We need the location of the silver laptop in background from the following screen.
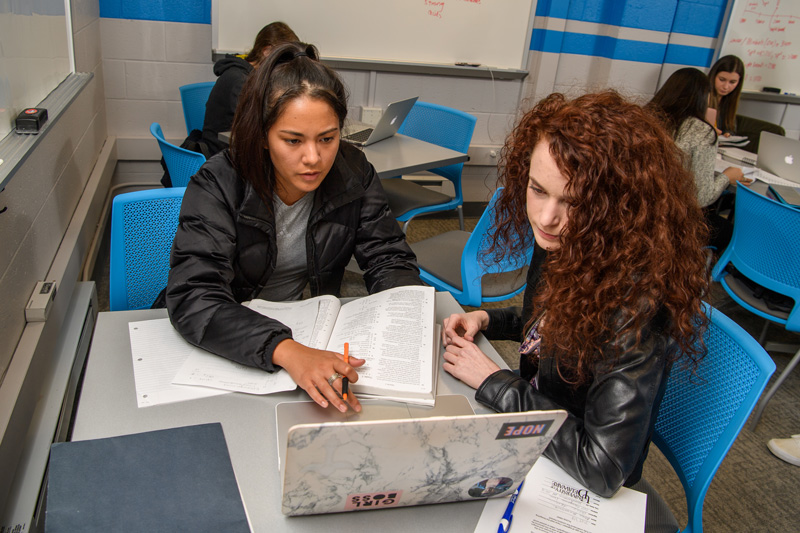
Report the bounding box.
[276,395,567,516]
[758,132,800,205]
[342,97,418,146]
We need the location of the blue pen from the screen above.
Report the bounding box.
[498,481,523,533]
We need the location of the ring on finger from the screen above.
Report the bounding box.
[327,372,343,386]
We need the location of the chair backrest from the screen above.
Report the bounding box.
[397,101,476,200]
[653,303,775,533]
[179,81,215,134]
[460,188,533,307]
[109,187,186,311]
[711,185,800,330]
[150,122,206,188]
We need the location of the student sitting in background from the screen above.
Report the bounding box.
[160,22,299,188]
[708,54,745,136]
[160,42,422,413]
[708,54,785,152]
[648,67,750,251]
[201,21,299,156]
[441,91,709,533]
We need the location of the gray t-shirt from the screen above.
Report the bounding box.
[258,192,314,301]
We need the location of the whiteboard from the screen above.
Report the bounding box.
[212,0,535,71]
[720,0,800,94]
[0,1,72,138]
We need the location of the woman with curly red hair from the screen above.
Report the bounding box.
[442,91,708,520]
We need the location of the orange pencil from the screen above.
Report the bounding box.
[342,343,350,400]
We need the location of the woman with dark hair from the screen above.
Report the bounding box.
[708,54,745,135]
[650,67,749,208]
[649,67,749,250]
[200,21,299,155]
[164,42,422,413]
[440,92,708,526]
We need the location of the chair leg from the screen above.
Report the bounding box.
[758,320,770,345]
[457,205,464,231]
[750,346,800,430]
[402,218,411,234]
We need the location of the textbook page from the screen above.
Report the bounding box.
[474,457,646,533]
[325,286,436,405]
[129,318,230,408]
[172,296,340,394]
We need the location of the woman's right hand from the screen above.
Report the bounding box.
[272,339,364,413]
[442,310,489,346]
[722,166,751,186]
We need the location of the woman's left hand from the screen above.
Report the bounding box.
[442,335,501,389]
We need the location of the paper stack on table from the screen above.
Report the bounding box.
[474,457,646,533]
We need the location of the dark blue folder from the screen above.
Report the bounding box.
[46,423,250,532]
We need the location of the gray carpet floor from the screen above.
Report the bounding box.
[91,215,800,532]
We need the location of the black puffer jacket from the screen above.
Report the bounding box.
[200,56,253,156]
[475,246,675,498]
[164,142,422,371]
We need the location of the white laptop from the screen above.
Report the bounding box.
[276,395,567,516]
[342,97,418,146]
[758,132,800,205]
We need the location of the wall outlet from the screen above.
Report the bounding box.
[360,107,383,126]
[467,145,503,166]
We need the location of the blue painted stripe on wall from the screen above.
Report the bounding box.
[99,0,210,24]
[530,28,566,53]
[531,29,681,64]
[671,1,727,38]
[568,0,677,33]
[536,0,570,19]
[538,0,679,33]
[664,43,715,67]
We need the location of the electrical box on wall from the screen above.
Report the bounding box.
[361,107,383,126]
[25,281,57,322]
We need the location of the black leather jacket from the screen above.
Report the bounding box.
[475,247,675,497]
[164,143,422,371]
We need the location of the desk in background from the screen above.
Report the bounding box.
[217,132,469,179]
[71,292,502,532]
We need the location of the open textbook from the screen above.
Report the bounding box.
[173,285,438,405]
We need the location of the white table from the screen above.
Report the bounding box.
[71,292,505,532]
[361,134,468,178]
[218,131,469,179]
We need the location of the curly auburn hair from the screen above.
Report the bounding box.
[490,91,709,383]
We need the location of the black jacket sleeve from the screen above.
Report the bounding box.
[351,159,423,293]
[475,320,673,498]
[165,163,292,372]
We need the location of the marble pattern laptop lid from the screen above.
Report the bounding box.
[280,408,567,515]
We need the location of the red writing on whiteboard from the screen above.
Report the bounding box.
[425,0,444,18]
[742,0,800,33]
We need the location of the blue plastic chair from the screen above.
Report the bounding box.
[653,303,775,533]
[179,81,215,134]
[381,101,476,233]
[109,187,186,311]
[150,122,206,188]
[711,184,800,429]
[409,188,532,307]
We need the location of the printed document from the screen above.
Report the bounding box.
[474,457,646,533]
